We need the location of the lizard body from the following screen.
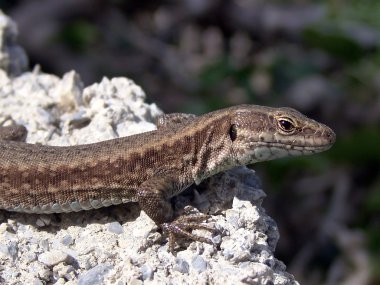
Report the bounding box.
[0,105,335,250]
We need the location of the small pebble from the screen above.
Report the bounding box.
[33,279,44,285]
[38,250,69,267]
[35,219,45,227]
[212,234,222,244]
[174,258,189,274]
[77,264,113,285]
[39,239,50,251]
[0,244,8,256]
[129,279,143,285]
[191,255,208,273]
[141,264,153,280]
[108,221,124,234]
[35,216,51,227]
[7,242,18,261]
[222,249,234,260]
[61,235,74,246]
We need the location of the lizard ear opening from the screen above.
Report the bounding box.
[229,124,238,141]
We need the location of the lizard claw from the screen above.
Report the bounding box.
[161,206,216,253]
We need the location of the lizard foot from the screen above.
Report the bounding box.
[161,206,216,253]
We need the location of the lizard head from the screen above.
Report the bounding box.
[228,105,336,165]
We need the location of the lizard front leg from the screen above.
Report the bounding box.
[137,175,215,252]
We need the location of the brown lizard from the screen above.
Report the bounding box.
[0,105,335,251]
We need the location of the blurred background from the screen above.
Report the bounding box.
[1,0,379,284]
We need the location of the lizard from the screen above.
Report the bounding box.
[0,104,336,251]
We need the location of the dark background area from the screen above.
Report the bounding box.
[1,1,379,284]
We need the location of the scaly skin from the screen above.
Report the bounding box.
[0,105,335,251]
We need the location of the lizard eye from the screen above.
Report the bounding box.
[229,124,238,141]
[277,118,296,133]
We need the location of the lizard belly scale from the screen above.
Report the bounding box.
[8,196,131,214]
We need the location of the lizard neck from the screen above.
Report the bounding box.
[184,114,235,184]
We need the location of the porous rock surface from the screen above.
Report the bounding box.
[0,10,299,285]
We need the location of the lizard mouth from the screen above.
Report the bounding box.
[254,141,334,152]
[252,127,336,151]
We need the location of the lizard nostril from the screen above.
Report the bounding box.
[326,129,336,143]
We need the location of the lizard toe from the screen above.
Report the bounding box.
[161,208,216,253]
